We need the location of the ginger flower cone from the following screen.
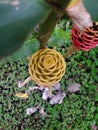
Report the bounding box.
[65,22,98,58]
[29,48,66,92]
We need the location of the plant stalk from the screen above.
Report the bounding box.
[38,0,71,49]
[18,76,32,88]
[64,44,79,58]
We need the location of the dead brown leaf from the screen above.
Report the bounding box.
[15,92,29,99]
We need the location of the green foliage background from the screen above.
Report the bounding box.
[0,20,98,130]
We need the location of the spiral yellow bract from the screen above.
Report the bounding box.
[28,48,66,87]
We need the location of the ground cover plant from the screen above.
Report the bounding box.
[0,20,98,130]
[1,1,98,130]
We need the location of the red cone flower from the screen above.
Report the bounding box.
[71,23,98,51]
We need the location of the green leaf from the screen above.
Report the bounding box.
[48,25,71,47]
[0,0,49,58]
[83,0,98,21]
[0,38,39,64]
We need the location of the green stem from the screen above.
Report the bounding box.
[37,0,71,49]
[64,44,79,58]
[19,76,32,88]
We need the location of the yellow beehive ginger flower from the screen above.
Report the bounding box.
[28,48,66,87]
[15,92,29,99]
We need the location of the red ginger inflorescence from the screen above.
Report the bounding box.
[71,23,98,51]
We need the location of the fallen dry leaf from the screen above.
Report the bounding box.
[53,82,61,91]
[50,92,66,105]
[67,83,81,93]
[15,92,29,99]
[41,82,61,101]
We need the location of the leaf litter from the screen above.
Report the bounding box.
[16,82,81,116]
[18,82,66,115]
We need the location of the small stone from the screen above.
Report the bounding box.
[91,124,98,130]
[67,83,81,93]
[26,104,41,115]
[39,108,48,117]
[42,88,50,100]
[26,107,37,115]
[17,80,23,88]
